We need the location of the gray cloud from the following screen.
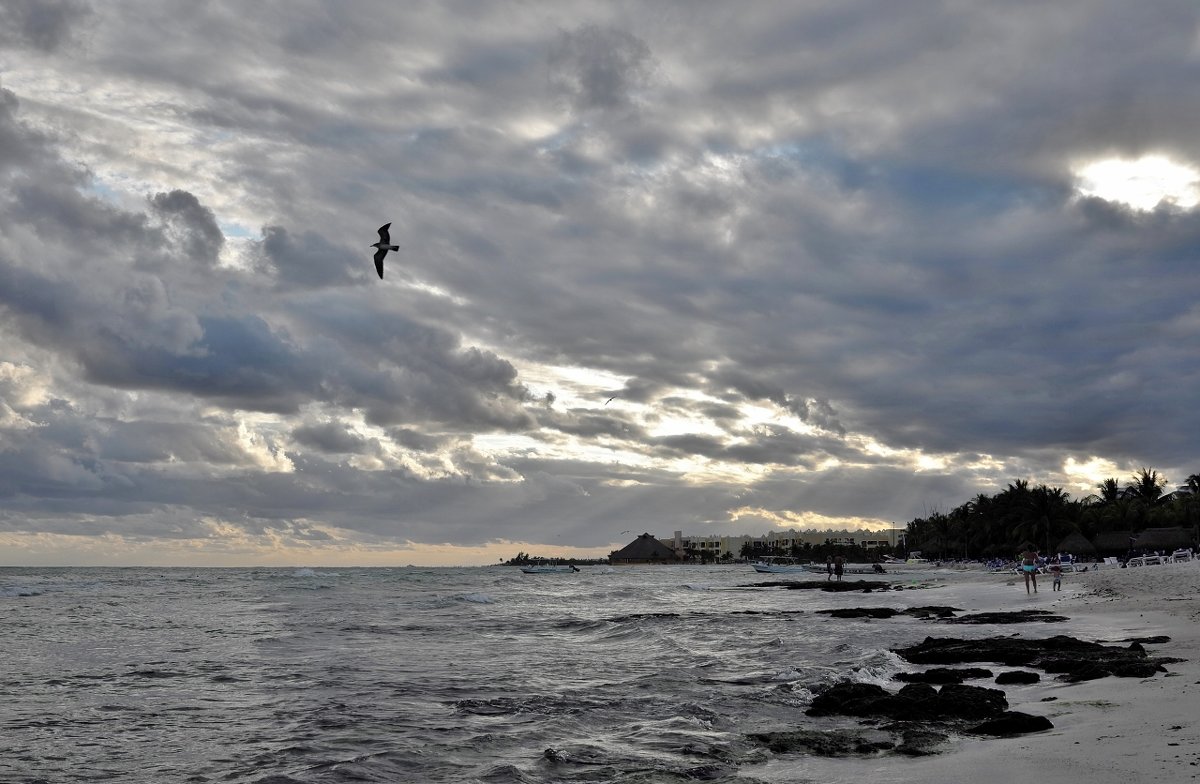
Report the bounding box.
[2,1,1199,562]
[292,420,378,455]
[150,190,224,266]
[0,0,91,51]
[548,24,656,113]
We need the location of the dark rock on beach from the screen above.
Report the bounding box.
[817,605,963,620]
[753,678,1044,757]
[750,579,889,592]
[818,606,1078,624]
[943,609,1069,624]
[904,606,961,619]
[895,667,994,684]
[816,607,898,619]
[806,680,1008,721]
[747,727,895,757]
[969,711,1054,736]
[895,635,1178,682]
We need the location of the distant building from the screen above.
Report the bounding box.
[647,527,906,560]
[611,533,683,565]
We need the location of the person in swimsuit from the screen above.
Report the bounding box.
[1019,548,1039,594]
[1050,562,1062,591]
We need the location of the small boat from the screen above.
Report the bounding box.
[750,557,810,574]
[519,562,581,574]
[881,553,936,568]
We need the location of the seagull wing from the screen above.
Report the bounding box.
[373,248,388,279]
[377,223,392,244]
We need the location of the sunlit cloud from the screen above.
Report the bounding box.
[1074,155,1199,210]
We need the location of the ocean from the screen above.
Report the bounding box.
[2,565,1040,783]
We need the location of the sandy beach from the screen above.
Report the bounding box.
[764,559,1200,784]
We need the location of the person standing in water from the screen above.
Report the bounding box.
[833,554,845,582]
[1019,547,1040,594]
[826,555,834,581]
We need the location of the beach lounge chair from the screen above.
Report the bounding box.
[1103,557,1119,568]
[1172,549,1193,562]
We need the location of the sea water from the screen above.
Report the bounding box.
[1,565,1042,783]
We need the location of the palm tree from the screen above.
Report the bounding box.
[1126,468,1166,506]
[1096,478,1122,503]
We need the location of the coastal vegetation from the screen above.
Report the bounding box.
[502,552,609,566]
[903,469,1200,560]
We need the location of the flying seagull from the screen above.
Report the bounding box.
[371,222,399,279]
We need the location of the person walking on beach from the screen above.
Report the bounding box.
[826,555,833,581]
[1019,547,1040,594]
[1050,562,1063,591]
[833,554,845,582]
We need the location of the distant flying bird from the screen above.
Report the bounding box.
[371,223,399,279]
[605,396,617,405]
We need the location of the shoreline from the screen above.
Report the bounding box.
[754,561,1200,783]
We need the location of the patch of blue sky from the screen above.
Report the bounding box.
[219,221,254,239]
[750,138,872,189]
[751,138,1056,211]
[83,179,122,203]
[880,165,1059,213]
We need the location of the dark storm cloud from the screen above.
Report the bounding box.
[0,89,39,171]
[149,190,224,266]
[2,1,1200,561]
[0,0,90,51]
[257,225,360,288]
[292,420,379,455]
[548,24,656,113]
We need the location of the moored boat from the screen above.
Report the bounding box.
[750,557,809,574]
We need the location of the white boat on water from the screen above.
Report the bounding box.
[750,557,809,574]
[519,562,580,574]
[881,553,937,569]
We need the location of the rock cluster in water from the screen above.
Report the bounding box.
[894,634,1180,681]
[746,613,1182,760]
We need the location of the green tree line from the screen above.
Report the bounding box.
[904,469,1200,560]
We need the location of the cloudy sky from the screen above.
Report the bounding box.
[1,1,1198,566]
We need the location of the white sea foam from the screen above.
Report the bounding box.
[1,585,43,597]
[459,592,497,604]
[845,649,908,686]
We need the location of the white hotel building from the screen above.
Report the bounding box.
[659,528,907,560]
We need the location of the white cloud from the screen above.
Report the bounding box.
[1074,155,1200,210]
[2,1,1199,565]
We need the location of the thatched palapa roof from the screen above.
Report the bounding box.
[1091,530,1135,555]
[1054,531,1096,555]
[1132,527,1195,552]
[610,532,680,564]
